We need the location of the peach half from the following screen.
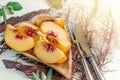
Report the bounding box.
[4,24,34,51]
[40,21,71,53]
[34,40,67,64]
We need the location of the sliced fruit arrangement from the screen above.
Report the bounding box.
[4,15,71,64]
[31,14,71,53]
[4,14,72,79]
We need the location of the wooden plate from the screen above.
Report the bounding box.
[20,49,72,79]
[14,14,72,79]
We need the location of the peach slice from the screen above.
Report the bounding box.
[34,40,67,64]
[54,18,64,28]
[30,14,55,27]
[15,22,39,36]
[40,21,71,52]
[15,22,45,42]
[4,24,34,51]
[30,14,64,28]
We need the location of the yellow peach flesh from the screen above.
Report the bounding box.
[54,18,64,27]
[34,40,67,64]
[40,21,71,52]
[4,24,34,51]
